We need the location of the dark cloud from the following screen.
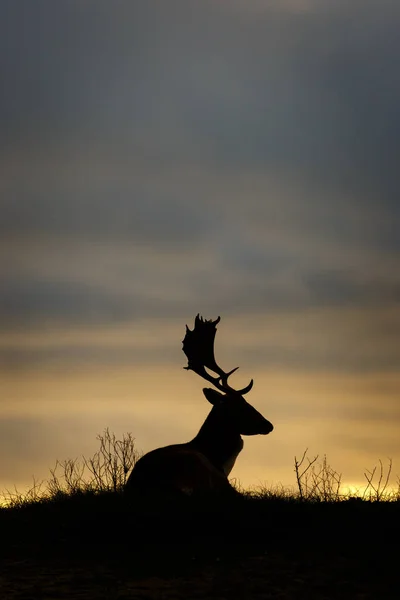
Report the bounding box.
[242,342,400,374]
[304,270,400,307]
[0,0,399,375]
[0,344,177,373]
[0,278,131,327]
[0,273,200,329]
[1,0,400,237]
[0,180,218,242]
[1,264,399,331]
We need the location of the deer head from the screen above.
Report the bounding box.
[183,315,273,436]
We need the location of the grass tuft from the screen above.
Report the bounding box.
[1,432,399,512]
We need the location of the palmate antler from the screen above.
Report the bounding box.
[182,314,253,395]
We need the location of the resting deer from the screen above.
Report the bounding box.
[125,315,273,496]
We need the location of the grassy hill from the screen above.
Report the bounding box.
[1,431,399,599]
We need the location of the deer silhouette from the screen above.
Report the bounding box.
[125,315,273,496]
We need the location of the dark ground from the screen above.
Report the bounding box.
[0,493,398,599]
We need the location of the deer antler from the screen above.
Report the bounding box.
[182,314,253,395]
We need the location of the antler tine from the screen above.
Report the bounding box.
[182,314,254,395]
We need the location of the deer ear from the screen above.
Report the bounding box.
[202,388,225,405]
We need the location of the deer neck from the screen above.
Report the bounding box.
[189,408,244,477]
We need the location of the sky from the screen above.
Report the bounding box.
[1,0,399,496]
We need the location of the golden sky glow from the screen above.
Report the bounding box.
[1,313,399,493]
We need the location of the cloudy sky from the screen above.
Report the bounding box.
[1,0,399,495]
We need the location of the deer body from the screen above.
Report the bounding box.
[126,444,231,495]
[125,316,273,497]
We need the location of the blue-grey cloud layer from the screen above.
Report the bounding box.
[1,0,399,370]
[2,1,400,199]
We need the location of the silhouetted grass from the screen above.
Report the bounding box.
[2,431,399,509]
[1,432,400,598]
